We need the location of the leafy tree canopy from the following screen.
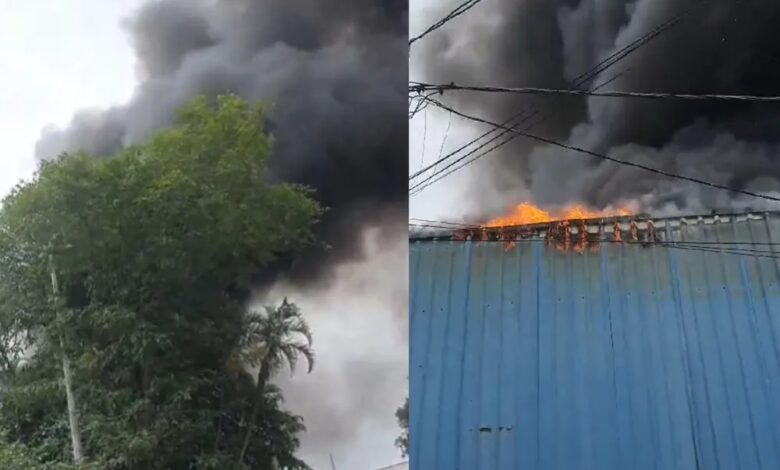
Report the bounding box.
[0,95,321,469]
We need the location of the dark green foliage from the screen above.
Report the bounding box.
[0,95,320,469]
[395,397,408,458]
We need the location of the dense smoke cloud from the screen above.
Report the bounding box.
[267,229,407,470]
[417,0,780,216]
[35,2,408,468]
[36,0,408,286]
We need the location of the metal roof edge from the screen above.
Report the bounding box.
[409,210,780,242]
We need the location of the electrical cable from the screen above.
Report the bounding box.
[424,97,780,204]
[409,0,485,47]
[410,82,780,102]
[409,13,682,186]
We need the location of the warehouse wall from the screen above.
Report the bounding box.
[409,213,780,470]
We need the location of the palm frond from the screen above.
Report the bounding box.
[285,317,312,346]
[296,344,315,373]
[236,298,314,380]
[280,344,299,376]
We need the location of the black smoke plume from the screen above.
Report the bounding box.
[416,0,780,216]
[36,0,408,286]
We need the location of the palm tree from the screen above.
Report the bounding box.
[236,298,314,465]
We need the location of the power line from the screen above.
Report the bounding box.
[410,217,472,226]
[434,110,454,175]
[409,220,780,243]
[409,220,780,242]
[409,217,480,230]
[409,114,545,195]
[410,70,631,195]
[418,107,428,173]
[408,91,438,119]
[409,12,681,187]
[409,224,780,259]
[425,97,780,204]
[409,0,485,47]
[409,110,541,193]
[410,119,543,196]
[408,106,537,180]
[410,71,631,195]
[410,82,780,102]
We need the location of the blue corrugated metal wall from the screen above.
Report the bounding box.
[409,214,780,470]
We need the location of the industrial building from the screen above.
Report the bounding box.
[409,212,780,470]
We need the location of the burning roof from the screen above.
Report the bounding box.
[410,210,775,256]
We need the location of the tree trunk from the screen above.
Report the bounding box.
[60,342,84,464]
[50,258,85,464]
[237,363,271,465]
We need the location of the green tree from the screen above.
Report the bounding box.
[0,94,321,469]
[235,299,314,465]
[395,397,408,458]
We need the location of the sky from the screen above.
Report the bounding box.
[0,0,146,195]
[409,0,492,223]
[1,2,406,469]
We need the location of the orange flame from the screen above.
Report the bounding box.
[484,202,632,227]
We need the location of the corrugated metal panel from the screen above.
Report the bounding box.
[409,213,780,470]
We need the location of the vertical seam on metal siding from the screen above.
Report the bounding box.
[617,244,639,470]
[748,220,780,370]
[474,244,490,468]
[631,244,661,470]
[412,242,440,470]
[762,215,780,282]
[713,224,763,470]
[409,242,423,467]
[560,251,579,468]
[454,242,473,470]
[550,252,560,469]
[650,245,684,470]
[434,246,457,470]
[733,220,780,465]
[494,246,506,470]
[665,224,703,470]
[681,241,721,470]
[511,242,524,470]
[579,249,594,469]
[533,242,541,470]
[747,219,780,462]
[760,217,780,379]
[599,245,622,467]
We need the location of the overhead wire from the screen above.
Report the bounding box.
[409,13,682,190]
[408,91,438,119]
[409,0,485,47]
[410,70,631,194]
[409,83,780,102]
[409,217,473,227]
[418,107,428,173]
[434,110,454,175]
[409,114,545,194]
[408,222,780,259]
[409,110,542,193]
[422,97,780,204]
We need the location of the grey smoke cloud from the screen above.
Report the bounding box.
[35,1,408,467]
[418,0,780,216]
[266,229,408,470]
[35,0,408,286]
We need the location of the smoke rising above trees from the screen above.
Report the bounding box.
[416,0,780,215]
[35,0,408,286]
